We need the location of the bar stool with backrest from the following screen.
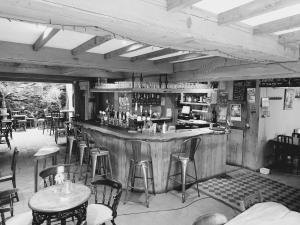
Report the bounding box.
[165,136,201,203]
[124,140,155,208]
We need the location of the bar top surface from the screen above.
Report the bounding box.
[79,121,225,142]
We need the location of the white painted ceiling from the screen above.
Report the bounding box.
[242,3,300,26]
[194,0,300,35]
[87,39,134,54]
[121,46,162,57]
[45,30,94,50]
[149,51,189,60]
[0,18,45,44]
[194,0,254,14]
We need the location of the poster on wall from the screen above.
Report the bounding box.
[283,88,295,110]
[247,88,256,113]
[230,104,242,121]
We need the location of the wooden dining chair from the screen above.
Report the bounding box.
[0,148,19,201]
[86,178,122,225]
[0,189,32,225]
[53,117,67,144]
[0,122,11,149]
[39,164,79,188]
[237,190,263,211]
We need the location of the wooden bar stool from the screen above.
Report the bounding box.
[33,146,60,192]
[165,137,201,203]
[124,140,155,208]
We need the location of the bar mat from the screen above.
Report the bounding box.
[198,170,300,212]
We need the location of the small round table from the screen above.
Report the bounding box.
[33,146,60,192]
[28,183,91,225]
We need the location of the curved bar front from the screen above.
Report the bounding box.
[80,122,227,193]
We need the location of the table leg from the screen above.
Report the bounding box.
[34,160,38,193]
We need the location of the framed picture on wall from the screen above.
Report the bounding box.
[284,88,295,110]
[230,104,241,121]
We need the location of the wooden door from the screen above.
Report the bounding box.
[226,128,244,166]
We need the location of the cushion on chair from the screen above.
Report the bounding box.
[225,202,295,225]
[87,204,113,225]
[6,211,32,225]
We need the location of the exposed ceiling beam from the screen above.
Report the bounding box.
[104,43,148,59]
[131,49,179,62]
[0,72,91,83]
[167,0,202,11]
[0,41,173,74]
[71,35,112,55]
[253,14,300,35]
[171,60,300,81]
[218,0,300,25]
[279,30,300,44]
[0,61,124,78]
[32,28,60,51]
[153,53,205,64]
[0,0,298,62]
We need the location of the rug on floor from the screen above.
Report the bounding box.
[198,169,300,212]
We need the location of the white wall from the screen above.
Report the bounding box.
[259,87,300,140]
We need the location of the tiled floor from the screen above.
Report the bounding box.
[0,128,299,225]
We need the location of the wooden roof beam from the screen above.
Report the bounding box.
[71,35,112,55]
[153,53,205,64]
[218,0,300,25]
[33,28,60,51]
[0,41,173,74]
[104,43,148,59]
[254,14,300,35]
[167,0,202,11]
[131,48,179,62]
[279,30,300,44]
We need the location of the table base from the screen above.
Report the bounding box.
[32,201,88,225]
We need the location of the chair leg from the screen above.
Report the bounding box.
[107,154,113,178]
[5,135,11,150]
[12,178,19,202]
[130,163,136,192]
[1,212,5,225]
[68,139,74,164]
[181,159,188,203]
[165,155,172,193]
[150,161,156,195]
[91,153,98,182]
[193,160,200,197]
[141,162,149,208]
[124,160,134,204]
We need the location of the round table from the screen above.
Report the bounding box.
[28,183,91,225]
[33,146,60,192]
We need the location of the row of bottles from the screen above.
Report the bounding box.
[182,93,208,103]
[132,93,161,106]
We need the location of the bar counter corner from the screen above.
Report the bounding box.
[79,121,227,193]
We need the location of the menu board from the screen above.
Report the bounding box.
[233,81,246,101]
[260,78,300,87]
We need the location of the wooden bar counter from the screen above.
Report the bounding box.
[80,122,227,193]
